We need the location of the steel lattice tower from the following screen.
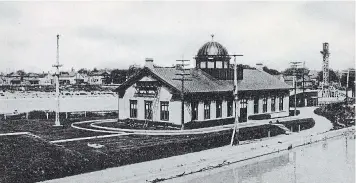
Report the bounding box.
[320,43,330,97]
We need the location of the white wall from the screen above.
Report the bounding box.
[119,76,291,124]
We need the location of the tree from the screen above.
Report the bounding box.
[111,69,128,84]
[127,65,141,79]
[263,66,280,75]
[16,70,26,76]
[78,68,89,74]
[92,68,98,72]
[317,69,339,83]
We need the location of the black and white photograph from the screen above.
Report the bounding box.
[0,1,355,183]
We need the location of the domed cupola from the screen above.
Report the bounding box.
[195,35,233,80]
[197,41,229,56]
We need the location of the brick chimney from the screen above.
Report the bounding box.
[145,58,154,68]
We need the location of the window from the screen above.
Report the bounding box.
[254,97,259,114]
[216,61,223,68]
[207,61,214,68]
[200,62,206,68]
[130,100,137,118]
[271,97,276,112]
[223,61,229,69]
[160,101,169,121]
[144,101,153,120]
[191,101,198,121]
[279,97,284,111]
[263,98,267,113]
[216,100,222,118]
[240,99,247,109]
[204,101,211,119]
[227,100,233,117]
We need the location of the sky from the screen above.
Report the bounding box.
[0,1,354,74]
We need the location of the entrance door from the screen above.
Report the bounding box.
[145,101,153,120]
[240,99,247,122]
[191,101,198,121]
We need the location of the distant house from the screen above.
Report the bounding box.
[24,73,40,85]
[38,72,53,86]
[6,73,22,85]
[88,71,110,85]
[58,69,76,85]
[74,73,88,84]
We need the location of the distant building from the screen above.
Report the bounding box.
[38,72,53,86]
[283,75,313,89]
[88,71,110,85]
[116,39,291,125]
[6,73,22,85]
[23,73,40,85]
[58,69,76,85]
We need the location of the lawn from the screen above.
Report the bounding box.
[0,116,316,182]
[0,135,91,183]
[0,118,111,141]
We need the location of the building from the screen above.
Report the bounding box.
[88,70,110,85]
[116,39,291,126]
[283,75,313,89]
[38,72,54,86]
[58,69,76,85]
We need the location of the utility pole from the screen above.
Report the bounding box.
[320,43,330,98]
[302,61,305,106]
[229,54,243,146]
[342,69,351,104]
[290,62,302,115]
[173,59,191,130]
[52,34,62,126]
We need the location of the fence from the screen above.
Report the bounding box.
[0,110,118,121]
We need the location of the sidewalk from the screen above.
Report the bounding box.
[41,107,337,183]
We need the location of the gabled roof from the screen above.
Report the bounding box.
[116,66,291,94]
[220,69,292,91]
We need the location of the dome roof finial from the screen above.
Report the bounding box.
[211,34,214,41]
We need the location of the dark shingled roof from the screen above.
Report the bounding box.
[117,66,291,93]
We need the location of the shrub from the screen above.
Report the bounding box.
[289,110,300,116]
[28,110,47,119]
[248,114,271,120]
[185,118,235,129]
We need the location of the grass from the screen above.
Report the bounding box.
[0,118,112,141]
[0,116,316,182]
[0,135,91,183]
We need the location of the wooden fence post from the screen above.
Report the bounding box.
[46,113,49,120]
[65,112,68,119]
[268,130,271,138]
[298,125,301,132]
